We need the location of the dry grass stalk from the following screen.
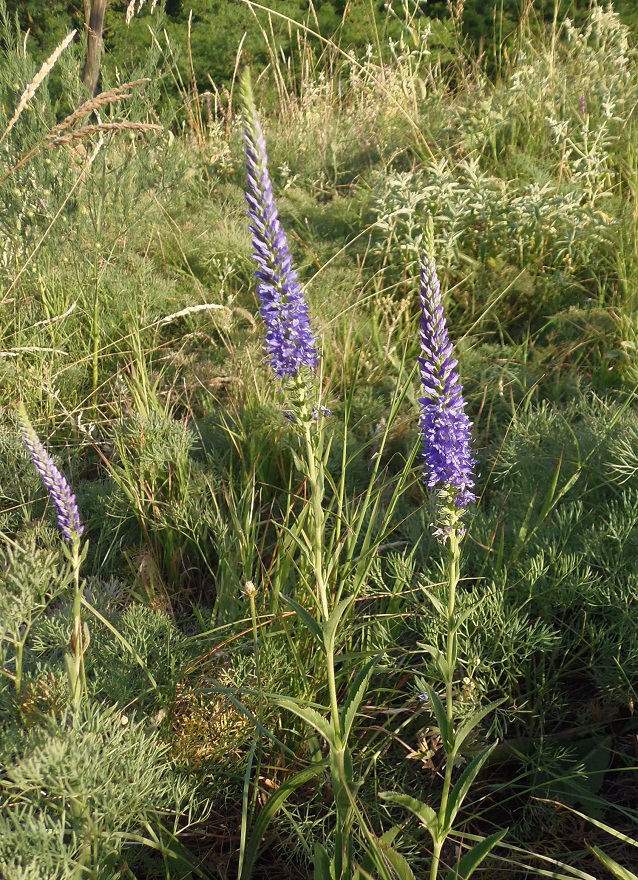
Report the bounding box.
[49,78,151,136]
[125,0,160,26]
[29,302,78,329]
[0,347,70,357]
[1,30,77,144]
[0,79,153,188]
[155,303,230,326]
[46,121,162,148]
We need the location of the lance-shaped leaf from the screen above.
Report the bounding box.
[277,697,336,748]
[239,761,327,880]
[417,680,453,751]
[282,594,325,649]
[323,595,355,654]
[452,699,506,756]
[443,744,497,832]
[341,655,378,742]
[443,829,507,880]
[586,844,638,880]
[380,792,440,844]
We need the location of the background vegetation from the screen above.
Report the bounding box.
[2,0,638,877]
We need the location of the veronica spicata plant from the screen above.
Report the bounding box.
[384,229,506,878]
[18,405,88,714]
[239,70,410,880]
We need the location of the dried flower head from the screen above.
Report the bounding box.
[242,580,258,598]
[418,255,475,538]
[18,406,84,544]
[241,70,318,380]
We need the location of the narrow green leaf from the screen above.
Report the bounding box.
[341,655,378,741]
[380,792,440,843]
[314,842,333,880]
[357,826,401,878]
[329,746,353,815]
[323,595,354,653]
[453,699,505,755]
[587,845,638,880]
[417,645,452,680]
[282,594,324,648]
[423,591,446,616]
[277,697,335,747]
[513,488,538,556]
[379,826,402,846]
[443,829,507,880]
[418,681,453,750]
[451,605,480,633]
[443,744,497,831]
[237,734,259,880]
[377,840,416,880]
[81,596,158,689]
[554,805,638,850]
[239,762,327,880]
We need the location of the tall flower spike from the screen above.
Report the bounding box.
[418,248,475,539]
[18,405,84,544]
[241,69,318,380]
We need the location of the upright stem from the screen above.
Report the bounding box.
[302,423,340,732]
[248,591,262,707]
[70,540,86,712]
[14,627,27,696]
[430,527,460,880]
[445,530,460,728]
[91,274,99,401]
[303,424,329,621]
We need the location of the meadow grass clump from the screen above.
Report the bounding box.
[3,2,638,878]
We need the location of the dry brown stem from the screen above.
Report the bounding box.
[46,121,162,148]
[50,78,151,136]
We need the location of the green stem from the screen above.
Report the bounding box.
[303,424,329,621]
[446,529,460,728]
[302,423,340,734]
[430,840,443,880]
[248,591,262,710]
[430,528,460,880]
[14,623,29,696]
[70,539,86,713]
[91,275,99,401]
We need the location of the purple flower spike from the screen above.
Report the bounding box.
[418,256,475,534]
[18,406,84,544]
[241,71,318,380]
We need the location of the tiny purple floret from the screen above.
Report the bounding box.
[242,86,317,379]
[419,257,476,514]
[19,407,84,544]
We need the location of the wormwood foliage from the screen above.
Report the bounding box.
[0,703,190,879]
[3,2,638,879]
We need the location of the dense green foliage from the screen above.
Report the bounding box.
[8,0,638,91]
[2,0,638,877]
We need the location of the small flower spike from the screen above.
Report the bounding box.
[18,405,84,544]
[241,69,318,380]
[418,254,475,539]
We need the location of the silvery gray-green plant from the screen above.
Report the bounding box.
[0,702,191,878]
[0,539,69,697]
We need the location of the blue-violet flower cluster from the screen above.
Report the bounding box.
[418,256,475,536]
[241,73,317,380]
[19,406,84,544]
